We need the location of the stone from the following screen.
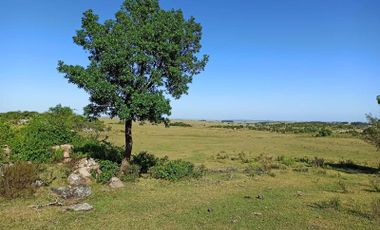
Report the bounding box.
[32,180,44,187]
[67,173,87,186]
[3,145,11,156]
[256,194,264,200]
[74,158,100,178]
[66,203,93,212]
[297,191,305,197]
[253,212,263,216]
[51,185,91,199]
[109,177,125,188]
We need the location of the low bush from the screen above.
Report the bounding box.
[120,164,141,182]
[276,155,295,166]
[149,158,204,181]
[316,128,333,137]
[131,151,158,173]
[93,160,119,184]
[169,122,192,127]
[0,162,38,198]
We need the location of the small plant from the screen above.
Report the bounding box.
[315,197,341,210]
[149,158,204,181]
[276,155,295,166]
[50,148,64,163]
[120,164,141,182]
[0,162,38,198]
[215,151,229,160]
[131,151,158,173]
[93,160,119,184]
[369,176,380,192]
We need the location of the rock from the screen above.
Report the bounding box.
[256,194,264,200]
[253,212,263,216]
[66,203,93,212]
[75,158,100,178]
[297,191,305,197]
[68,173,87,186]
[207,208,213,213]
[32,180,44,187]
[51,185,91,199]
[3,145,11,156]
[109,177,125,188]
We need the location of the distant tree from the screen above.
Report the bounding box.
[58,0,208,161]
[363,96,380,149]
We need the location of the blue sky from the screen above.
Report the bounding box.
[0,0,379,121]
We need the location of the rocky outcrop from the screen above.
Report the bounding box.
[52,144,73,162]
[51,185,91,199]
[67,173,87,186]
[109,177,125,189]
[66,203,93,212]
[74,158,100,178]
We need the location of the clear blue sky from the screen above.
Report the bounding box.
[0,0,379,121]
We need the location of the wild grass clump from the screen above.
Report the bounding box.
[245,154,275,177]
[149,158,204,181]
[215,151,229,160]
[314,197,341,210]
[369,176,380,192]
[0,162,38,198]
[372,199,380,224]
[276,155,295,167]
[92,160,119,184]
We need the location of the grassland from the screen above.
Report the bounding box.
[1,119,380,229]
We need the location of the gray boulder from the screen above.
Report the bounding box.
[66,203,93,212]
[51,185,91,199]
[67,173,87,186]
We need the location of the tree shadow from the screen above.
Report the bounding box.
[327,162,379,174]
[75,141,123,163]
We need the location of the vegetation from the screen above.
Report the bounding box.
[149,158,203,181]
[169,121,192,127]
[130,151,158,173]
[93,160,119,184]
[57,0,208,160]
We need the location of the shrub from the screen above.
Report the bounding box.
[74,137,123,163]
[276,155,295,166]
[149,158,203,181]
[316,128,333,137]
[93,160,119,184]
[120,164,141,182]
[170,122,192,127]
[50,148,64,163]
[0,162,38,198]
[131,151,158,173]
[10,114,78,162]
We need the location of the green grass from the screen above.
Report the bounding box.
[1,119,380,229]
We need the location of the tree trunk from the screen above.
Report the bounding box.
[124,119,133,161]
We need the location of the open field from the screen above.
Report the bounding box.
[1,120,380,229]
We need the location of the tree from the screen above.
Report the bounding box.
[363,95,380,149]
[58,0,208,161]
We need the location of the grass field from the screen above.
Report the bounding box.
[1,120,380,229]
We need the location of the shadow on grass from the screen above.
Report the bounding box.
[327,162,379,174]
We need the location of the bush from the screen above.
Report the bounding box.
[316,128,333,137]
[131,151,158,173]
[93,160,119,184]
[276,155,295,166]
[363,115,380,149]
[74,137,123,163]
[120,164,141,182]
[169,122,192,127]
[149,158,203,181]
[10,114,78,162]
[0,162,38,198]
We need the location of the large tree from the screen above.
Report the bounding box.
[363,95,380,149]
[58,0,208,161]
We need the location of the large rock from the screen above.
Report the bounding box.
[75,158,100,178]
[66,203,93,212]
[51,185,91,199]
[109,177,125,189]
[67,173,87,186]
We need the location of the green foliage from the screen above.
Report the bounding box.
[50,148,64,163]
[0,121,13,146]
[0,162,38,198]
[74,137,123,163]
[57,0,208,123]
[170,122,192,127]
[131,151,158,173]
[276,155,295,166]
[149,158,203,181]
[316,128,333,137]
[93,160,119,184]
[10,113,78,162]
[120,163,141,182]
[363,114,380,149]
